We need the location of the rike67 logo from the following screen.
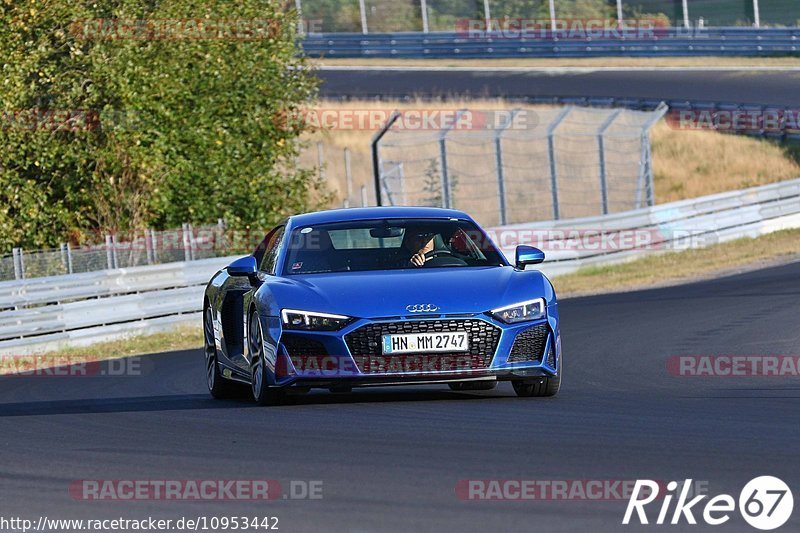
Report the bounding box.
[623,477,793,530]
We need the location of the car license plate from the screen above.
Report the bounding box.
[382,332,469,354]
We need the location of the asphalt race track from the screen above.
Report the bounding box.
[1,260,799,532]
[317,67,800,107]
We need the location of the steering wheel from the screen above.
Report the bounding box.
[423,250,467,267]
[424,250,455,260]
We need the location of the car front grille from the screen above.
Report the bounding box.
[344,319,501,373]
[507,323,549,363]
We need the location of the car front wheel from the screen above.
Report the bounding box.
[248,311,284,406]
[204,306,239,399]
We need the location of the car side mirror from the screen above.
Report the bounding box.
[515,245,545,269]
[227,256,259,284]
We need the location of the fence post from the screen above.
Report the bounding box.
[438,109,467,209]
[150,229,159,264]
[189,223,197,260]
[682,0,690,28]
[216,219,226,257]
[547,107,572,220]
[316,142,326,182]
[597,109,623,216]
[438,137,450,208]
[66,243,73,274]
[182,223,192,262]
[295,0,305,34]
[358,0,368,34]
[145,229,155,264]
[344,147,353,208]
[105,235,114,269]
[371,110,401,206]
[111,234,119,268]
[752,0,761,28]
[60,243,68,274]
[494,108,521,226]
[360,185,368,207]
[12,247,24,280]
[421,0,429,33]
[548,0,557,33]
[616,0,623,26]
[639,102,668,208]
[483,0,491,31]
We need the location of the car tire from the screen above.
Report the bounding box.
[448,381,497,391]
[248,311,284,406]
[204,306,239,399]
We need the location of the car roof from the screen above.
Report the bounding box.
[288,206,473,227]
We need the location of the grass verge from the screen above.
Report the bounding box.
[553,227,800,297]
[0,325,202,375]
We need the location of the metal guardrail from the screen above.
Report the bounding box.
[1,177,799,354]
[0,257,231,354]
[302,28,800,58]
[497,177,800,277]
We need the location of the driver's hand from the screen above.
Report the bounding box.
[410,252,427,267]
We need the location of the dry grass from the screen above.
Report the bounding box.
[302,99,800,216]
[314,57,800,68]
[553,228,800,297]
[651,121,800,202]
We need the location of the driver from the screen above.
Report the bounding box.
[401,228,437,267]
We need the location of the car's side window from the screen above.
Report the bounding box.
[259,226,285,275]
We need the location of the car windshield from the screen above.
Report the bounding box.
[282,218,506,275]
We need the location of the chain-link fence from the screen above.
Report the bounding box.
[296,0,799,32]
[374,104,667,227]
[0,222,249,282]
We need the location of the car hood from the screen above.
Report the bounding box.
[261,267,551,319]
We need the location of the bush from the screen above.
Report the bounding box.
[0,0,326,251]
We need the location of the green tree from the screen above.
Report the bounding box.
[0,0,326,251]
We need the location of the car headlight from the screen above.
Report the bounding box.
[490,298,546,324]
[281,309,353,331]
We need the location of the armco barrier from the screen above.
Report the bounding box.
[495,177,800,276]
[1,178,799,354]
[301,28,800,58]
[0,257,231,355]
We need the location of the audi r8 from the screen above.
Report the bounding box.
[203,207,561,404]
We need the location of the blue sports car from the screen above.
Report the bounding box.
[203,207,561,405]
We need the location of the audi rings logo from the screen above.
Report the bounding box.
[406,304,440,313]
